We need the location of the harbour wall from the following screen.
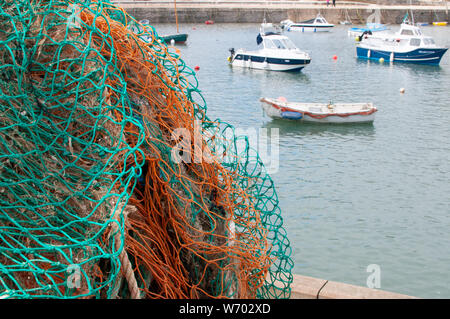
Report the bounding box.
[118,5,450,24]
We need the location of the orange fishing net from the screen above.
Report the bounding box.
[0,0,292,299]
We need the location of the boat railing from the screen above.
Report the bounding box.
[363,36,406,49]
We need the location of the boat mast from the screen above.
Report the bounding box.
[409,0,415,25]
[174,0,179,33]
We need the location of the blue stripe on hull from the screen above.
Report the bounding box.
[356,46,448,65]
[234,54,311,66]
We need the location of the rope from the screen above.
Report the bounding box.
[116,237,141,299]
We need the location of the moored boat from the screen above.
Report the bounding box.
[281,13,334,32]
[260,97,377,123]
[348,23,389,37]
[228,23,311,72]
[432,21,448,26]
[160,33,188,44]
[356,19,448,65]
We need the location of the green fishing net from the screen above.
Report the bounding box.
[0,0,293,299]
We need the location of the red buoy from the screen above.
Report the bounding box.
[194,66,200,71]
[332,55,338,60]
[205,20,214,25]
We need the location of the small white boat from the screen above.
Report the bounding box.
[260,97,377,123]
[228,23,311,72]
[281,14,334,32]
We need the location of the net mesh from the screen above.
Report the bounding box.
[0,0,293,299]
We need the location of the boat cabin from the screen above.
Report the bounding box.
[396,23,423,37]
[313,14,328,25]
[362,21,438,49]
[394,23,437,48]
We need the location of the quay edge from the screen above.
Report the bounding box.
[290,274,418,299]
[115,4,450,24]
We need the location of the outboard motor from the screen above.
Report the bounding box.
[228,48,235,62]
[358,30,372,42]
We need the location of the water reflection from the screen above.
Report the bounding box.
[262,118,376,137]
[355,58,445,76]
[228,65,311,85]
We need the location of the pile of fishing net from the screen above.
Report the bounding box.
[0,0,293,298]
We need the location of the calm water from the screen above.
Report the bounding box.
[154,23,450,298]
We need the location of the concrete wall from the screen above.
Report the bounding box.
[290,274,417,299]
[124,7,449,24]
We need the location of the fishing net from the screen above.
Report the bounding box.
[0,0,293,299]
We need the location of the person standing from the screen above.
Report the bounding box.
[327,0,330,7]
[332,0,336,7]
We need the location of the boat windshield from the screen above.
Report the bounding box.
[401,29,414,35]
[401,27,422,36]
[265,38,297,50]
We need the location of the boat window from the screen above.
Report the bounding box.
[415,29,422,36]
[410,38,421,46]
[264,39,277,49]
[281,38,297,50]
[271,39,286,49]
[423,38,435,45]
[401,29,414,35]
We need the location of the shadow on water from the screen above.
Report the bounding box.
[262,118,376,138]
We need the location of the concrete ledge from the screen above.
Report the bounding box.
[291,274,327,299]
[291,274,417,299]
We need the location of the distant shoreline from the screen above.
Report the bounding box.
[115,1,450,24]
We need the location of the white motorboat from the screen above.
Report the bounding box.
[356,17,448,65]
[228,23,311,72]
[260,97,377,123]
[281,14,334,32]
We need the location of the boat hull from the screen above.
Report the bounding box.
[287,25,333,32]
[260,99,376,123]
[231,54,310,72]
[356,46,448,65]
[161,33,188,43]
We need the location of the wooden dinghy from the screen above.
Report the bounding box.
[260,97,377,123]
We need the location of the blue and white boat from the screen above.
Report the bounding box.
[356,20,448,65]
[348,23,388,37]
[228,23,311,72]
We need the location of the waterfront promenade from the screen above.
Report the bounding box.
[113,0,450,24]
